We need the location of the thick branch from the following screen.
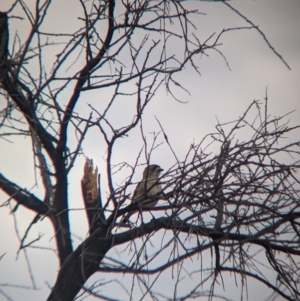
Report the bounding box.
[0,173,49,215]
[1,74,56,161]
[47,225,112,301]
[113,217,300,256]
[59,0,116,152]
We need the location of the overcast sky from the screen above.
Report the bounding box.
[0,0,300,300]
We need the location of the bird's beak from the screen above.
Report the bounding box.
[159,168,164,172]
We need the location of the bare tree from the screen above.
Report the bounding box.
[0,1,299,301]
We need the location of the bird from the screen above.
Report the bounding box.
[121,164,163,224]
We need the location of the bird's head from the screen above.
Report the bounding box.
[143,164,163,179]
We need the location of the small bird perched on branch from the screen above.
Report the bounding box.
[121,164,163,224]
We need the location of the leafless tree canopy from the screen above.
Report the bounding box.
[0,1,299,301]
